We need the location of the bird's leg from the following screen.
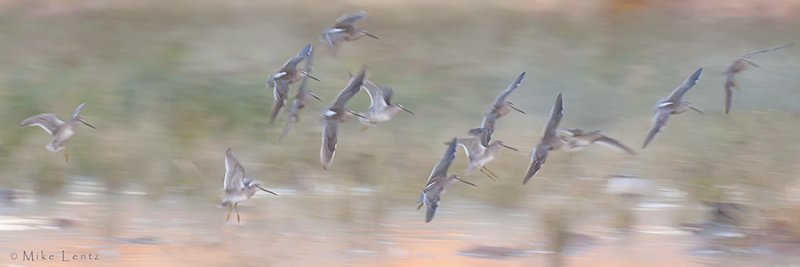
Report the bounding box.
[479,167,498,181]
[225,205,232,222]
[482,166,501,181]
[234,203,240,223]
[64,144,69,164]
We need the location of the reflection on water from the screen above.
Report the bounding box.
[0,177,798,266]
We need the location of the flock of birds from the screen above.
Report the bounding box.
[16,11,796,224]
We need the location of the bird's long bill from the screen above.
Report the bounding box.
[456,177,478,187]
[689,105,704,114]
[300,70,321,81]
[348,110,367,118]
[743,58,762,68]
[77,118,96,129]
[255,184,278,196]
[308,91,322,101]
[508,102,526,114]
[500,143,519,151]
[364,31,379,40]
[399,105,415,115]
[416,202,424,210]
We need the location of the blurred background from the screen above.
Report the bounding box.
[1,0,800,266]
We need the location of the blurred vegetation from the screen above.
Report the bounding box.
[0,0,799,234]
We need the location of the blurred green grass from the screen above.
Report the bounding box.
[0,0,798,226]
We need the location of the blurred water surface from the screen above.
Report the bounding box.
[1,0,800,266]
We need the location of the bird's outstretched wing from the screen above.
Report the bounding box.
[422,188,441,223]
[492,72,526,108]
[456,135,485,162]
[334,11,367,27]
[363,79,388,112]
[20,114,64,136]
[541,93,564,143]
[70,102,87,120]
[724,79,735,114]
[427,137,458,185]
[279,44,312,71]
[523,146,548,184]
[667,68,703,102]
[523,94,564,184]
[320,120,339,171]
[642,109,671,149]
[224,148,246,193]
[742,42,795,58]
[270,79,290,124]
[330,65,367,110]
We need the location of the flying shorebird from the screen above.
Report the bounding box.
[723,42,795,114]
[448,130,518,181]
[280,44,322,140]
[555,128,637,155]
[19,102,96,163]
[469,72,526,145]
[320,65,367,170]
[321,11,379,49]
[523,93,564,185]
[221,148,277,223]
[417,137,477,223]
[268,44,319,125]
[358,79,414,130]
[642,68,704,149]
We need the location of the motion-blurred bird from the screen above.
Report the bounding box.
[358,79,414,130]
[723,42,794,114]
[280,45,321,140]
[417,137,477,223]
[321,11,379,49]
[556,128,637,155]
[320,65,367,170]
[268,44,319,124]
[19,102,96,163]
[523,93,564,184]
[221,148,277,223]
[449,130,518,181]
[469,72,526,145]
[642,68,703,149]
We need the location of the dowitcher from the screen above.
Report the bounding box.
[321,11,379,49]
[280,44,321,140]
[449,129,517,181]
[19,102,96,163]
[723,42,794,114]
[358,79,413,129]
[469,72,526,145]
[268,44,318,125]
[523,93,564,184]
[556,128,637,155]
[642,68,703,149]
[417,137,476,223]
[221,148,277,223]
[320,65,367,170]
